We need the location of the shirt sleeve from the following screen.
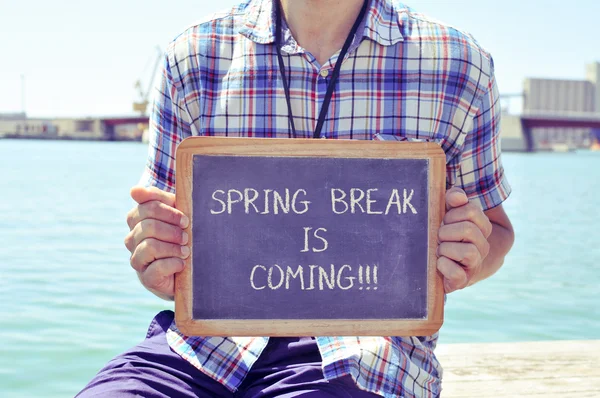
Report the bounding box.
[138,49,193,194]
[455,58,511,211]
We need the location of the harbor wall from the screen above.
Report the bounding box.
[0,115,147,141]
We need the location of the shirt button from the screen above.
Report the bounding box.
[319,69,329,78]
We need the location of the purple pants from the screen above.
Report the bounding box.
[77,310,379,397]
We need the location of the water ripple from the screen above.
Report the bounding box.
[1,140,599,397]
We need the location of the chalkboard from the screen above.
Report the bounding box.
[175,137,445,336]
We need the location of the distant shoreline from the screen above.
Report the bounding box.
[0,134,142,142]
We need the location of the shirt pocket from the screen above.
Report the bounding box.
[370,92,451,142]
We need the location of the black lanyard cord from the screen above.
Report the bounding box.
[274,0,369,139]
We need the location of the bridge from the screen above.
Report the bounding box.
[101,116,149,141]
[519,111,600,152]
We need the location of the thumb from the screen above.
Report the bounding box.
[445,187,469,210]
[130,186,176,207]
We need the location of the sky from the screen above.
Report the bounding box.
[1,0,599,118]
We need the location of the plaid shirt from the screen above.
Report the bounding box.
[140,0,511,396]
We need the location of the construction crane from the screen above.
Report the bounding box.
[133,46,162,116]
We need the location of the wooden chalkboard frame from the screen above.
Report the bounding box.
[175,137,446,336]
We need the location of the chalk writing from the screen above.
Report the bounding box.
[210,188,311,215]
[210,188,417,216]
[250,264,379,291]
[301,227,329,253]
[209,186,418,291]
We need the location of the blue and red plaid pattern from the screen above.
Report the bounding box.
[140,0,511,396]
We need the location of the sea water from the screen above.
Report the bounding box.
[0,139,598,397]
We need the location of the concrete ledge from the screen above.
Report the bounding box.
[437,340,600,397]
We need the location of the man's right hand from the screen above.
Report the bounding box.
[124,186,190,301]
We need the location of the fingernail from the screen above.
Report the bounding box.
[181,246,190,258]
[180,215,190,228]
[182,232,188,244]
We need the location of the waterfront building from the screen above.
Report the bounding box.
[0,114,148,141]
[501,62,600,152]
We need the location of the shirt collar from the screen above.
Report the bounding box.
[239,0,404,48]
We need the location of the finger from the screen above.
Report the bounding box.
[443,202,493,238]
[438,222,490,259]
[130,238,190,273]
[126,200,189,231]
[445,187,469,210]
[125,219,188,252]
[130,186,176,207]
[138,257,185,297]
[437,256,468,293]
[437,242,482,270]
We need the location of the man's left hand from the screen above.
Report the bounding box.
[437,187,493,293]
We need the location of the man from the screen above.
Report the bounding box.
[78,0,514,396]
